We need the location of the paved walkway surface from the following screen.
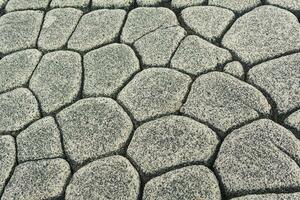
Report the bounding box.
[0,0,300,200]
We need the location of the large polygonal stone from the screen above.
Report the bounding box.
[248,53,300,115]
[231,193,300,200]
[118,68,192,122]
[2,158,71,200]
[181,72,271,133]
[50,0,90,8]
[92,0,134,9]
[0,11,43,54]
[224,61,245,79]
[171,0,205,9]
[128,115,219,175]
[0,49,42,93]
[5,0,50,12]
[285,109,300,132]
[83,43,140,97]
[143,165,221,200]
[266,0,300,13]
[56,97,133,167]
[214,119,300,197]
[222,6,300,65]
[65,156,140,200]
[68,9,126,52]
[29,51,82,114]
[171,35,232,75]
[209,0,261,13]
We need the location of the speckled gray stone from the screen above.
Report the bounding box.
[137,0,169,6]
[134,26,186,67]
[0,135,16,194]
[68,9,126,52]
[143,165,221,200]
[38,8,83,51]
[83,43,140,97]
[65,156,140,200]
[2,158,71,200]
[231,193,300,200]
[118,68,192,122]
[266,0,300,13]
[0,49,42,93]
[17,116,63,163]
[92,0,134,9]
[5,0,50,12]
[0,88,40,134]
[29,51,82,114]
[214,119,300,197]
[171,35,232,75]
[181,6,235,41]
[181,72,271,133]
[0,0,8,9]
[171,0,205,9]
[128,115,219,175]
[285,110,300,132]
[248,53,300,114]
[224,61,245,79]
[56,97,133,167]
[222,5,300,65]
[121,7,178,44]
[209,0,261,13]
[50,0,90,8]
[0,11,43,54]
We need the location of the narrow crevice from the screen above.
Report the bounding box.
[27,87,44,118]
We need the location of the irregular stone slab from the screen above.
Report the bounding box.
[29,51,82,114]
[214,119,300,197]
[0,11,43,54]
[0,135,16,194]
[68,9,126,52]
[56,98,133,167]
[0,49,42,93]
[128,115,219,175]
[137,0,169,6]
[181,72,271,133]
[121,7,178,44]
[266,0,300,13]
[2,158,71,200]
[224,61,245,79]
[17,116,63,163]
[231,193,300,200]
[209,0,261,13]
[181,6,235,41]
[92,0,134,9]
[38,8,83,51]
[83,43,140,97]
[134,26,186,67]
[0,88,40,134]
[143,165,221,200]
[50,0,89,8]
[66,156,140,200]
[248,53,300,114]
[118,68,192,122]
[285,109,300,132]
[171,0,205,9]
[171,35,232,75]
[222,5,300,65]
[5,0,50,12]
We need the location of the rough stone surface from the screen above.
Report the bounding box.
[65,156,140,200]
[68,9,126,52]
[0,49,42,93]
[209,0,261,13]
[92,0,134,9]
[128,115,219,175]
[29,51,82,114]
[181,72,271,133]
[134,26,186,67]
[118,68,192,122]
[137,0,169,6]
[38,8,83,51]
[56,97,133,167]
[214,119,300,197]
[17,116,63,163]
[181,6,235,41]
[2,158,71,200]
[171,35,232,75]
[83,43,140,97]
[50,0,90,8]
[0,0,8,9]
[0,11,43,54]
[0,88,40,134]
[266,0,300,12]
[222,5,300,65]
[143,165,221,200]
[5,0,50,12]
[231,193,300,200]
[121,7,178,44]
[285,109,300,132]
[224,61,245,79]
[248,53,300,115]
[171,0,205,9]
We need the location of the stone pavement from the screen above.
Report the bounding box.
[0,0,300,200]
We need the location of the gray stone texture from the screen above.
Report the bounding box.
[38,8,83,51]
[118,68,192,122]
[171,0,205,9]
[29,51,82,114]
[285,109,300,132]
[266,0,300,13]
[68,9,126,52]
[214,119,300,196]
[2,158,71,200]
[171,35,232,75]
[137,0,169,6]
[5,0,50,12]
[222,5,300,65]
[224,61,245,79]
[231,193,300,200]
[50,0,90,8]
[209,0,261,13]
[17,116,63,163]
[0,10,43,54]
[0,0,8,8]
[143,165,221,200]
[92,0,134,9]
[65,155,140,200]
[83,43,140,97]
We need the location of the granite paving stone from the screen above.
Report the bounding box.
[50,0,90,8]
[92,0,134,9]
[5,0,50,12]
[231,193,300,200]
[171,0,205,9]
[137,0,169,6]
[209,0,261,14]
[284,109,300,132]
[266,0,300,13]
[224,61,245,79]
